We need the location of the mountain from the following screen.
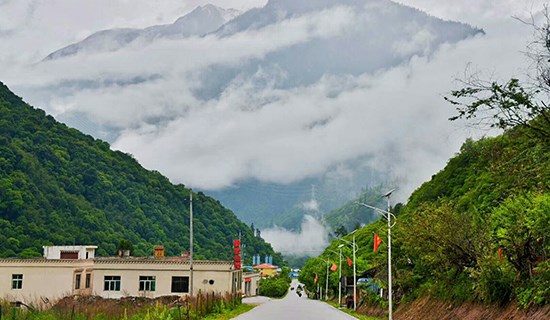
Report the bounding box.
[195,0,483,98]
[208,164,386,230]
[44,5,241,60]
[0,81,281,264]
[300,120,549,309]
[199,0,484,228]
[34,0,484,233]
[322,185,390,232]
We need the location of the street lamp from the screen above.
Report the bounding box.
[355,190,397,320]
[189,191,194,296]
[325,255,329,300]
[326,248,342,304]
[334,246,343,306]
[340,230,358,311]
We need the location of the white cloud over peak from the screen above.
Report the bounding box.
[0,0,544,204]
[262,215,329,256]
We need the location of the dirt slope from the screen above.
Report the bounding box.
[393,297,550,320]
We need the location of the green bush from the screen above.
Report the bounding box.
[258,276,290,298]
[516,260,550,308]
[474,259,515,306]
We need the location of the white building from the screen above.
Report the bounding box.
[42,245,97,260]
[242,271,260,297]
[0,246,242,305]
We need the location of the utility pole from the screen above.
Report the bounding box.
[385,192,393,320]
[327,248,343,306]
[353,234,357,311]
[355,189,396,320]
[325,256,329,300]
[338,247,342,307]
[239,231,243,266]
[339,231,358,311]
[189,191,194,296]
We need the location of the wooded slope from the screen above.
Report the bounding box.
[0,81,280,263]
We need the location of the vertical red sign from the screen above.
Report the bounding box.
[233,239,241,269]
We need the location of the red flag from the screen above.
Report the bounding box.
[314,273,318,284]
[374,233,383,252]
[498,248,503,262]
[346,256,352,267]
[330,262,337,272]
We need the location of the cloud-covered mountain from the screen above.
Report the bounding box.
[44,4,241,60]
[10,0,486,232]
[194,0,482,99]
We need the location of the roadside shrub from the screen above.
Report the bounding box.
[474,259,515,306]
[258,276,290,298]
[516,260,550,308]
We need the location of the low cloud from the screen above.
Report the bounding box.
[0,0,544,204]
[111,32,531,197]
[262,215,329,256]
[301,199,320,212]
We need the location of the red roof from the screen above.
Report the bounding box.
[253,263,277,269]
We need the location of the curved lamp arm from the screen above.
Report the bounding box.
[355,202,397,228]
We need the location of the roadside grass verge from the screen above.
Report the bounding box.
[324,300,385,320]
[203,303,255,320]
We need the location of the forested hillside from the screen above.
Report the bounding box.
[323,185,390,233]
[0,81,281,263]
[300,120,549,310]
[396,121,549,307]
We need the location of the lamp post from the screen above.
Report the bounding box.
[355,191,397,320]
[189,191,194,296]
[325,256,330,300]
[340,230,358,311]
[326,248,342,303]
[333,247,343,306]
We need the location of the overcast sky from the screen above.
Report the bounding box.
[0,0,545,199]
[1,0,546,256]
[0,0,541,62]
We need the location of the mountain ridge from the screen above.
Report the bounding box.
[34,0,484,233]
[299,119,549,309]
[44,4,241,60]
[0,80,281,264]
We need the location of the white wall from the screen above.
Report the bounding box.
[0,258,239,305]
[92,260,238,298]
[42,246,97,260]
[0,259,92,307]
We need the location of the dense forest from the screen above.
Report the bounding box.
[300,118,549,309]
[0,81,281,263]
[301,18,550,310]
[323,185,389,233]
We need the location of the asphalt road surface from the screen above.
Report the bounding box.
[233,280,357,320]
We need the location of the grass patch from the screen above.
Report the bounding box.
[324,300,384,320]
[202,303,255,320]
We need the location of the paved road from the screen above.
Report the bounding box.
[233,280,357,320]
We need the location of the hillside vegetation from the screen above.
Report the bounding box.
[323,185,390,232]
[0,81,281,262]
[396,122,549,307]
[300,121,549,311]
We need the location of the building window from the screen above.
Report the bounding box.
[75,274,81,289]
[12,274,23,289]
[60,251,79,259]
[104,276,121,291]
[171,276,189,293]
[139,276,156,291]
[85,274,91,288]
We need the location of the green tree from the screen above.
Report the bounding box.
[334,225,348,238]
[0,81,282,264]
[117,239,134,256]
[491,193,549,279]
[445,8,550,138]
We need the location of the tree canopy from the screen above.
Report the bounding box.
[0,81,282,264]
